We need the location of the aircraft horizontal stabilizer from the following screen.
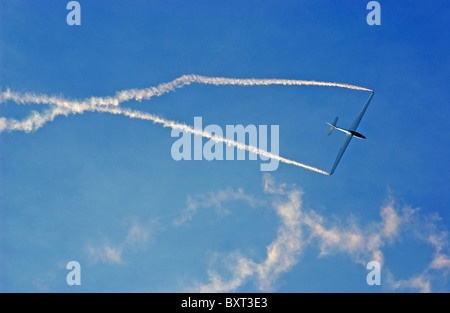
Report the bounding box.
[327,116,339,135]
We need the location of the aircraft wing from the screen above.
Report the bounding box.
[329,133,353,175]
[349,92,374,131]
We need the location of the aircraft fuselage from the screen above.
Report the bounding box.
[333,126,366,140]
[349,130,366,139]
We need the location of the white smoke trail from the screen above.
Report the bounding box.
[0,75,373,174]
[0,104,330,175]
[0,75,373,108]
[96,106,331,175]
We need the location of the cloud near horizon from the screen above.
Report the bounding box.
[86,218,151,265]
[80,174,449,292]
[191,174,450,292]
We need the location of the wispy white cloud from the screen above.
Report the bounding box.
[87,245,124,265]
[191,175,450,292]
[428,233,450,270]
[303,201,416,266]
[388,274,431,293]
[430,253,450,270]
[86,218,152,265]
[125,219,151,245]
[194,175,304,292]
[173,187,264,227]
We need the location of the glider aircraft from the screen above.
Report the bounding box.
[326,92,374,175]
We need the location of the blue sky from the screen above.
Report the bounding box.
[0,1,449,292]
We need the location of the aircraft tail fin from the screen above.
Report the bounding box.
[327,116,339,135]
